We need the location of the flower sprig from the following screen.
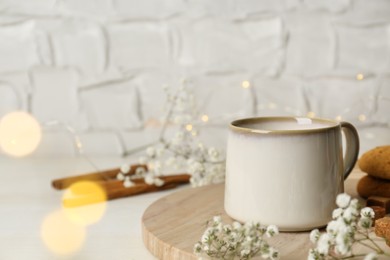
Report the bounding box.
[120,81,226,187]
[195,194,390,260]
[194,216,279,260]
[309,193,390,260]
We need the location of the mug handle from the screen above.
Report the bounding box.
[341,122,360,180]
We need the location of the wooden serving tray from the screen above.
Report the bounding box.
[142,168,379,260]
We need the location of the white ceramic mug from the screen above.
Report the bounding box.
[224,117,359,231]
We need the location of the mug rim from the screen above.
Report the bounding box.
[230,116,340,135]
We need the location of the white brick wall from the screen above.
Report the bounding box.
[0,0,389,157]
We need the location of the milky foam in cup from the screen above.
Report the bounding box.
[224,117,359,231]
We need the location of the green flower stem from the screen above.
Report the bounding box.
[368,239,385,254]
[339,253,367,259]
[123,140,159,157]
[221,247,229,259]
[158,88,180,142]
[356,240,380,252]
[356,230,385,253]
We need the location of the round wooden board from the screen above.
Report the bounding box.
[141,169,374,260]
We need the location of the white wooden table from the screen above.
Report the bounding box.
[0,156,375,260]
[0,156,178,260]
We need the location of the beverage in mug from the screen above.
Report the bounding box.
[224,117,359,231]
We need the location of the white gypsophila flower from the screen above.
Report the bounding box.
[120,164,130,174]
[230,231,239,242]
[135,166,146,175]
[260,247,270,259]
[364,252,378,260]
[333,219,352,237]
[165,157,176,167]
[223,224,231,233]
[213,216,221,224]
[308,249,324,260]
[208,147,219,161]
[140,85,227,189]
[244,221,255,229]
[155,147,165,157]
[144,174,155,185]
[337,217,350,230]
[349,204,359,215]
[253,240,261,249]
[349,198,360,209]
[361,207,375,219]
[309,229,321,243]
[241,248,251,257]
[335,242,350,256]
[193,242,202,254]
[139,156,147,164]
[244,235,253,244]
[153,161,162,175]
[317,233,331,255]
[335,231,352,256]
[172,132,184,145]
[195,216,279,260]
[266,225,279,237]
[308,193,387,260]
[358,217,373,229]
[210,173,224,184]
[259,225,267,234]
[197,142,205,152]
[201,233,209,243]
[343,207,357,222]
[189,176,197,186]
[146,147,155,157]
[266,247,279,260]
[204,226,214,236]
[216,223,223,232]
[326,219,343,234]
[123,177,135,188]
[271,248,280,260]
[332,208,343,219]
[336,193,351,208]
[188,161,204,174]
[116,172,125,181]
[233,221,242,229]
[153,178,164,187]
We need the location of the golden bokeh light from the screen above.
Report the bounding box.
[241,81,250,88]
[307,111,316,118]
[41,210,86,256]
[62,181,107,226]
[201,114,209,122]
[268,102,277,109]
[335,115,342,121]
[358,114,366,122]
[0,111,41,157]
[356,73,364,81]
[185,124,193,131]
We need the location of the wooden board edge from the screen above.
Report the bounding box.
[142,214,196,260]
